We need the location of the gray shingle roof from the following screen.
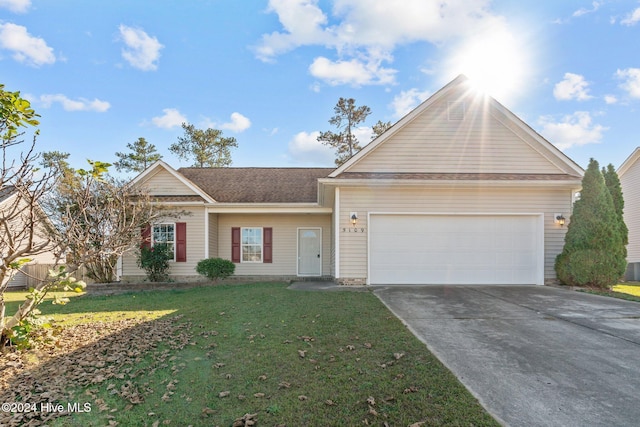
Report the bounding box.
[178,167,334,203]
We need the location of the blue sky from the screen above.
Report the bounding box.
[1,0,639,176]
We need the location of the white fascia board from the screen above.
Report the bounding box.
[318,178,583,189]
[618,147,640,177]
[206,203,332,214]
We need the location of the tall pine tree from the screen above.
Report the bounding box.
[555,159,626,288]
[602,163,628,251]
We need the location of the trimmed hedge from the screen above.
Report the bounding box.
[196,258,235,281]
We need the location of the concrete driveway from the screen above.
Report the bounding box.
[373,285,640,427]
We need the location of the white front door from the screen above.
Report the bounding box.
[298,228,322,276]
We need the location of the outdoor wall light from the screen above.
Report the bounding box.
[350,212,358,226]
[555,214,566,226]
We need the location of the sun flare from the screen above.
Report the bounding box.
[445,26,531,105]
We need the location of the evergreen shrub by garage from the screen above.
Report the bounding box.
[196,258,235,281]
[555,159,627,288]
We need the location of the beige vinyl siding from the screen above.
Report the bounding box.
[121,207,207,278]
[141,168,200,196]
[338,186,573,282]
[217,214,331,276]
[621,160,640,263]
[348,93,564,175]
[1,196,57,288]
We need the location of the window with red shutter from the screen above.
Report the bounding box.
[263,227,272,263]
[175,222,187,262]
[231,227,241,263]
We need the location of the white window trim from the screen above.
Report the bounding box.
[241,226,263,263]
[152,222,177,262]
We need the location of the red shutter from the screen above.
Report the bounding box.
[231,227,240,263]
[141,225,151,249]
[263,227,272,263]
[176,222,187,262]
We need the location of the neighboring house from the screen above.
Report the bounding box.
[618,147,640,281]
[123,75,584,286]
[0,186,57,288]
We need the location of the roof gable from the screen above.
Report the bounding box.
[130,160,214,202]
[330,75,583,179]
[618,147,640,178]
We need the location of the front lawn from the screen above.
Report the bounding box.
[1,283,498,426]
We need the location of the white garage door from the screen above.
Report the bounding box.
[369,214,541,285]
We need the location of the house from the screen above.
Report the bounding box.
[618,147,640,281]
[0,186,57,288]
[123,75,584,285]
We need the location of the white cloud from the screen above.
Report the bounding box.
[616,68,640,98]
[118,25,163,71]
[309,56,396,86]
[255,0,331,61]
[256,0,512,89]
[152,108,186,129]
[553,73,593,101]
[0,23,55,66]
[539,111,607,150]
[39,94,110,112]
[572,1,602,17]
[604,95,618,104]
[0,0,30,13]
[220,112,251,132]
[390,88,431,119]
[287,130,335,165]
[621,7,640,26]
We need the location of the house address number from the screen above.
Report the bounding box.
[342,228,366,233]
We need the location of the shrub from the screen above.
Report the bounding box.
[137,243,172,282]
[555,159,626,288]
[196,258,235,281]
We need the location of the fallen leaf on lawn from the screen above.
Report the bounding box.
[162,421,171,425]
[232,413,258,427]
[237,394,246,400]
[258,374,267,381]
[368,405,378,416]
[278,381,291,389]
[226,373,233,379]
[394,352,405,360]
[346,345,355,351]
[254,392,265,398]
[152,421,160,427]
[367,396,376,406]
[325,399,336,406]
[364,343,372,349]
[219,391,230,398]
[298,350,307,358]
[202,407,216,416]
[403,386,419,394]
[298,395,308,401]
[409,422,426,427]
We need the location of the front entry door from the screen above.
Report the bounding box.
[298,228,322,276]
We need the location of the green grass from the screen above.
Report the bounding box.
[581,282,640,303]
[3,283,498,426]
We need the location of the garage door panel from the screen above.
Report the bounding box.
[370,215,540,285]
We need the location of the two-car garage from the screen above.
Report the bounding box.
[368,214,544,285]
